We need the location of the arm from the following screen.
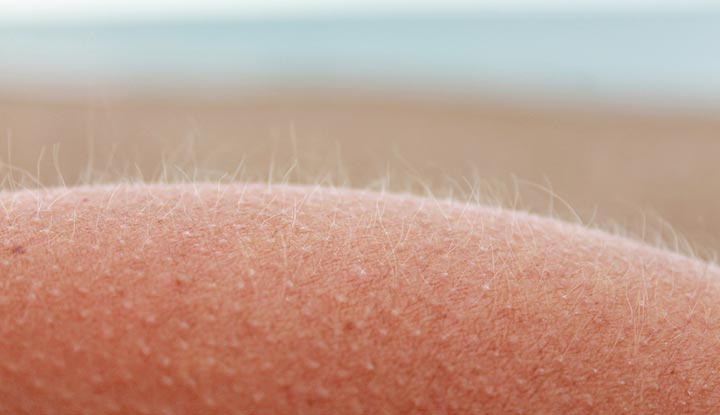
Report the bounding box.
[1,183,718,414]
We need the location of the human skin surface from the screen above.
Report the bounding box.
[0,183,719,414]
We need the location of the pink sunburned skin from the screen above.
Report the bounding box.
[0,183,718,414]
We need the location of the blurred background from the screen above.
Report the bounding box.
[1,0,719,256]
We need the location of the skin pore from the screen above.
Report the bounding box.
[0,183,719,414]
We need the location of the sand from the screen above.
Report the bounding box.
[1,90,719,256]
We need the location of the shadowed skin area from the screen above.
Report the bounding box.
[0,183,719,414]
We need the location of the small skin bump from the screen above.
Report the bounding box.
[137,340,152,356]
[2,184,720,414]
[204,395,217,408]
[316,385,331,399]
[101,325,114,338]
[144,314,158,324]
[159,355,172,367]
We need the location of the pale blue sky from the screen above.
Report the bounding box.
[1,0,719,22]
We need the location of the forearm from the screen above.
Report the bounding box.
[1,183,718,414]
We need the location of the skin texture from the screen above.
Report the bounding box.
[0,183,719,414]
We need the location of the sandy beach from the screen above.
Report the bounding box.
[1,90,719,255]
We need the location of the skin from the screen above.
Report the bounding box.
[0,183,719,414]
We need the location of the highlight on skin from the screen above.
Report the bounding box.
[0,180,719,414]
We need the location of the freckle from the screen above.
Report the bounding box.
[173,273,190,285]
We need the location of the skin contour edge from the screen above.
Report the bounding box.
[0,183,719,414]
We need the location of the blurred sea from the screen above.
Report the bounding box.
[1,13,720,108]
